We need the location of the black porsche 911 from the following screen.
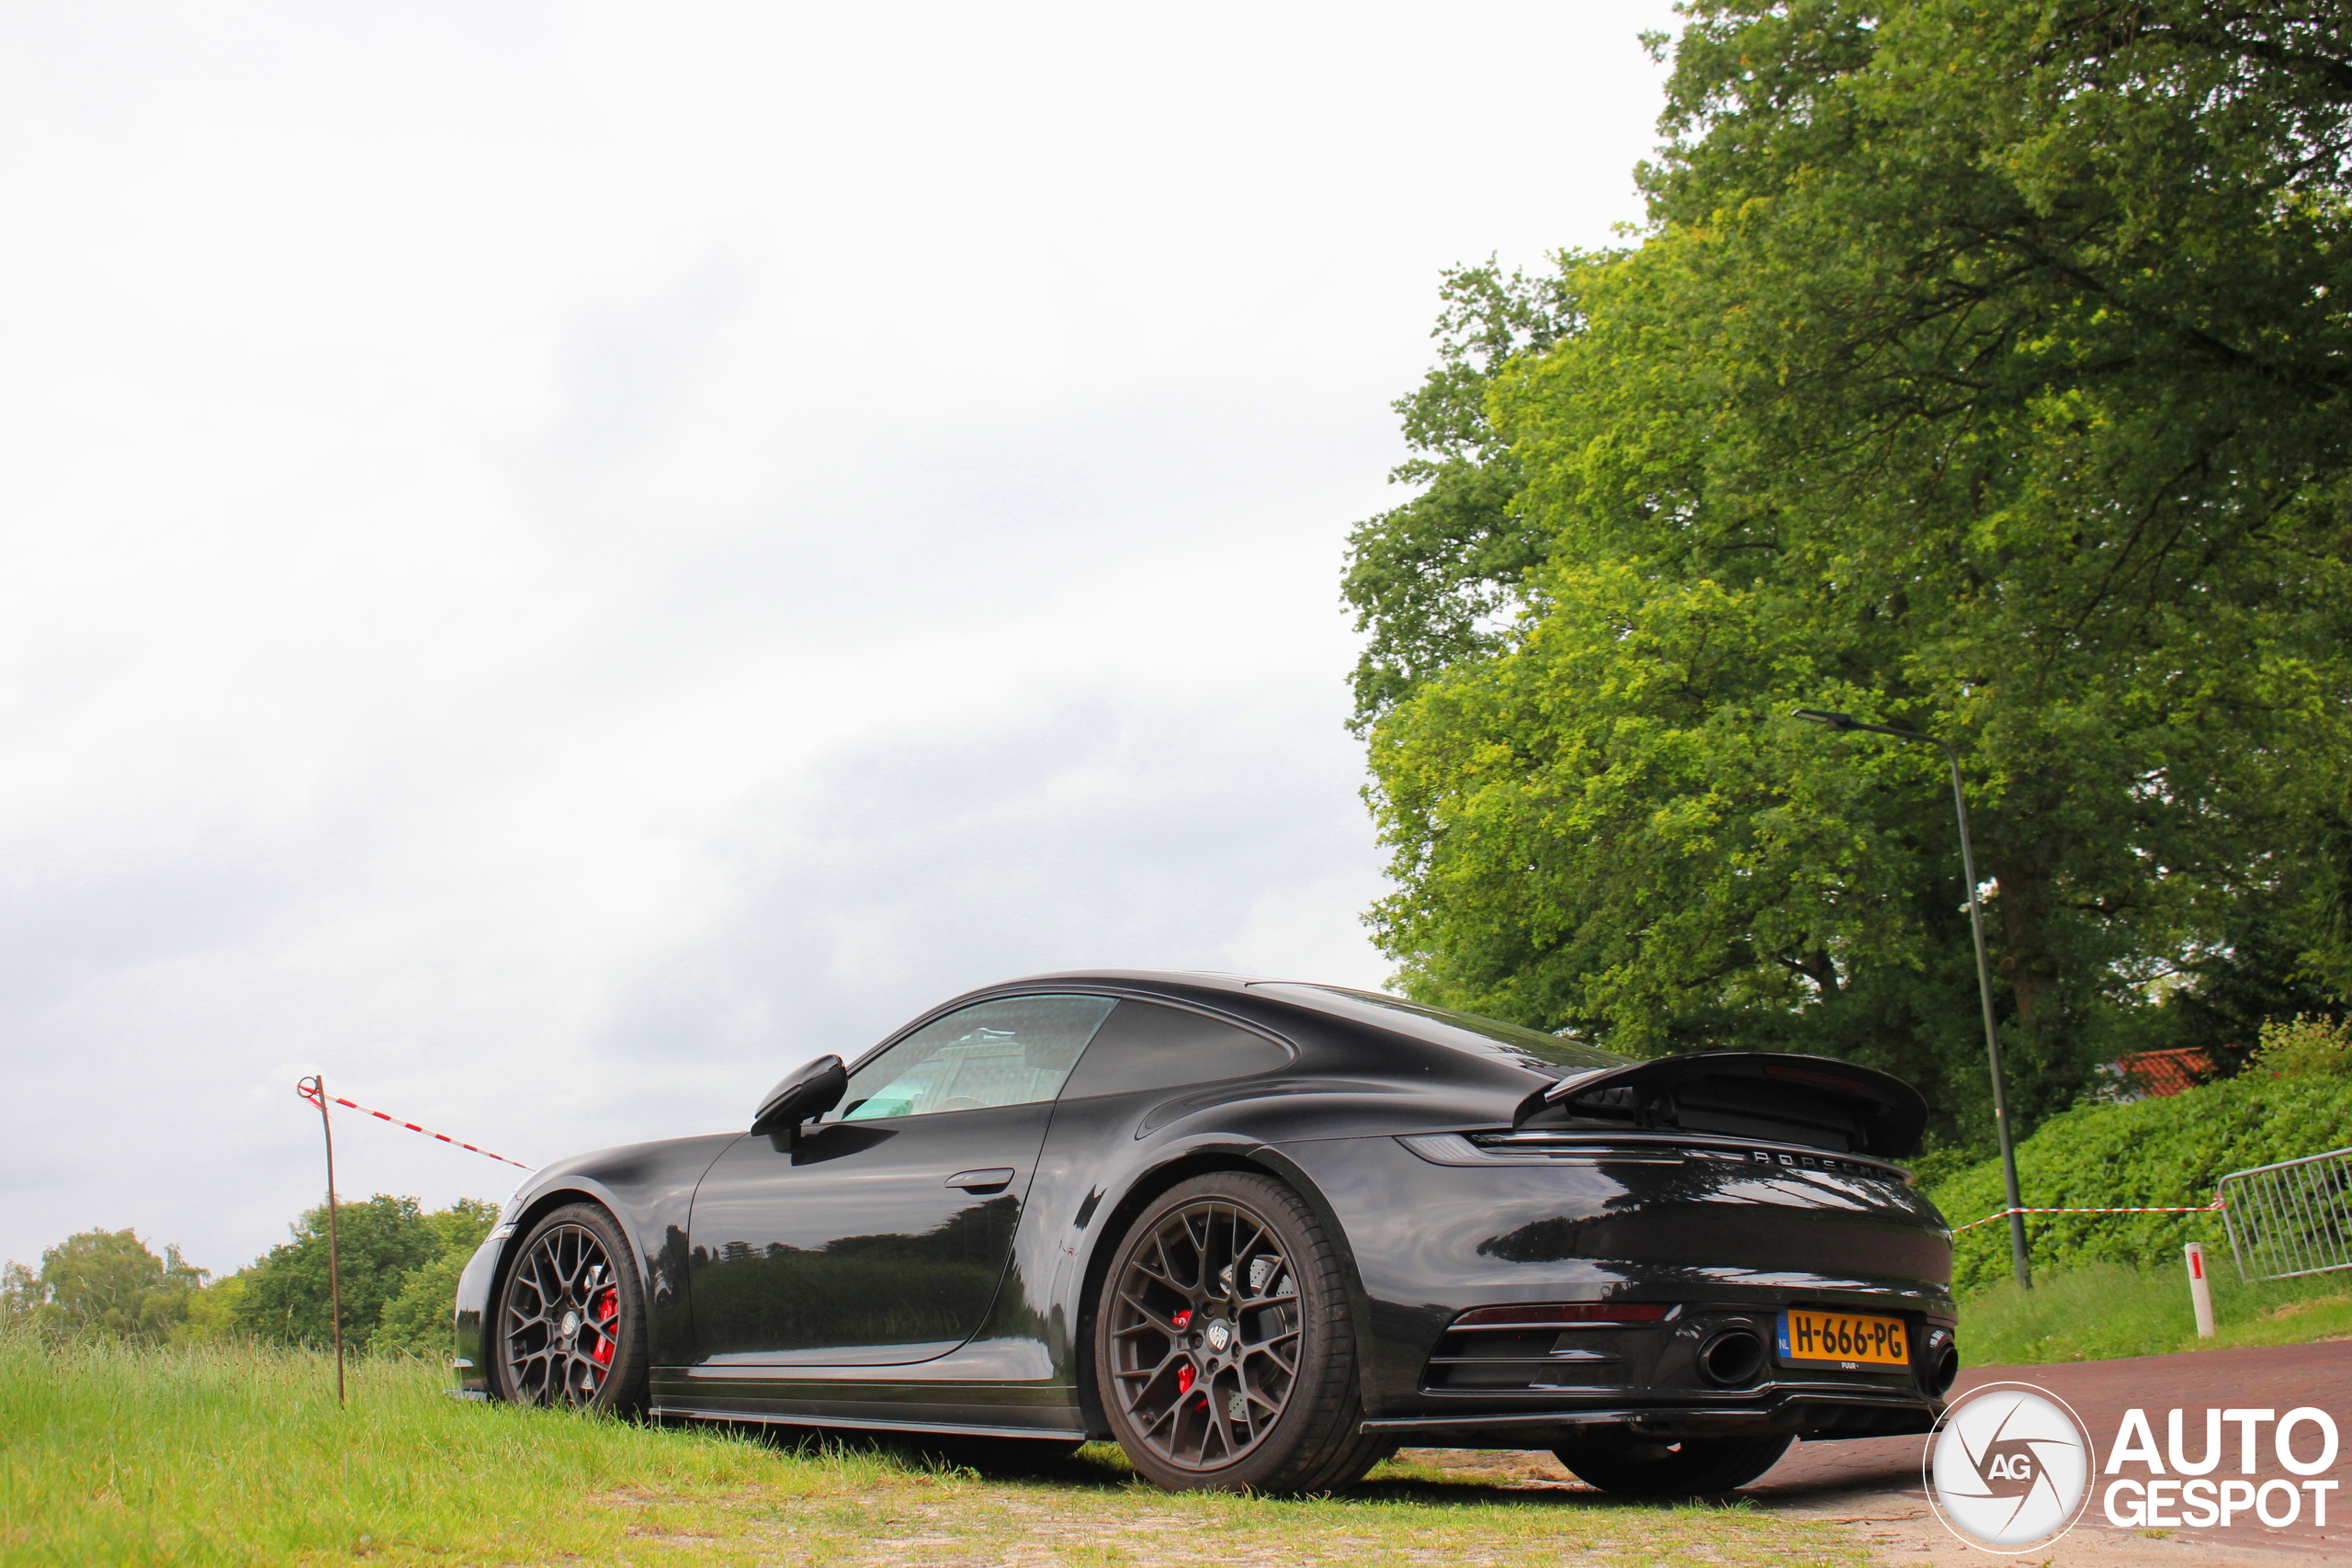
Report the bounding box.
[453,970,1957,1495]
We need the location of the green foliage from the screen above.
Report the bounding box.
[368,1198,496,1357]
[1351,0,2352,1148]
[231,1194,439,1349]
[1959,1260,2352,1366]
[2136,898,2346,1074]
[1342,261,1582,731]
[1927,1069,2352,1294]
[367,1253,467,1358]
[422,1195,498,1254]
[172,1274,247,1346]
[0,1230,207,1343]
[2249,1011,2352,1078]
[3,1197,500,1358]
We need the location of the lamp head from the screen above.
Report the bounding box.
[1792,707,1860,731]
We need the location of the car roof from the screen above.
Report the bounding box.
[989,968,1631,1082]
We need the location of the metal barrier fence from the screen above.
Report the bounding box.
[2220,1145,2352,1281]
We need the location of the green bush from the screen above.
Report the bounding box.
[1928,1067,2352,1295]
[232,1195,441,1348]
[368,1199,495,1357]
[2249,1013,2352,1079]
[172,1274,247,1345]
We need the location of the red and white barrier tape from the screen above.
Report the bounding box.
[295,1080,535,1170]
[1953,1200,2223,1233]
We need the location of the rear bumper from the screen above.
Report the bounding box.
[1273,1132,1957,1426]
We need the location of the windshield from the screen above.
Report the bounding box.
[1251,983,1632,1079]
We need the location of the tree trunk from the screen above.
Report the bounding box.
[1989,860,2061,1054]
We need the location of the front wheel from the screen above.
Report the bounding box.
[1094,1171,1385,1494]
[492,1202,648,1412]
[1551,1432,1792,1496]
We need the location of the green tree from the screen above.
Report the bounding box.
[172,1273,248,1345]
[232,1194,438,1349]
[369,1198,497,1357]
[0,1229,207,1342]
[1343,260,1579,728]
[1353,0,2352,1149]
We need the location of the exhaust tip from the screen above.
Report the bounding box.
[1928,1341,1960,1396]
[1698,1328,1765,1386]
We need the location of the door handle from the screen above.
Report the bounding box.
[944,1168,1016,1192]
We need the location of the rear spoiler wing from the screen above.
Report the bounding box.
[1514,1050,1929,1160]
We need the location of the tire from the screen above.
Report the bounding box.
[1550,1432,1792,1497]
[491,1202,649,1413]
[1093,1171,1385,1494]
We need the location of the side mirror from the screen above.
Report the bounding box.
[750,1055,848,1146]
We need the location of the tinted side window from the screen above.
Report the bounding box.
[838,994,1117,1121]
[1058,1000,1290,1100]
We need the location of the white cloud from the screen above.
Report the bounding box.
[0,0,1675,1274]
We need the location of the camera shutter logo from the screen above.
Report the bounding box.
[1925,1382,2094,1551]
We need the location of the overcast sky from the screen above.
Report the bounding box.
[0,0,1678,1277]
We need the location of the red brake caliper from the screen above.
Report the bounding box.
[1171,1310,1196,1397]
[590,1287,619,1368]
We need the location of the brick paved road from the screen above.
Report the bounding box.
[1751,1343,2352,1561]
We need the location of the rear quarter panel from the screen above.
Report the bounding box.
[1275,1133,1953,1418]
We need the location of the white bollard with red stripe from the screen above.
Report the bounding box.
[2186,1240,2217,1338]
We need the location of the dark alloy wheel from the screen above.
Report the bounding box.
[1550,1432,1792,1497]
[493,1203,647,1412]
[1095,1171,1386,1494]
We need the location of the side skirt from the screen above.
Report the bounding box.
[653,1405,1086,1442]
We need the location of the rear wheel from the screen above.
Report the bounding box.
[492,1203,648,1412]
[1095,1171,1385,1494]
[1550,1432,1792,1497]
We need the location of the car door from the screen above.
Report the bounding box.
[686,993,1116,1365]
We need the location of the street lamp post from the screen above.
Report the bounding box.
[1792,708,2032,1292]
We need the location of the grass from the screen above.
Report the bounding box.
[0,1334,1871,1568]
[0,1336,878,1565]
[1958,1259,2352,1366]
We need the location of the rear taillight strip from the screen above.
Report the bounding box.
[1396,1131,1908,1181]
[1396,1134,1681,1168]
[1449,1303,1677,1331]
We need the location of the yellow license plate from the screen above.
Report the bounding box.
[1776,1309,1908,1366]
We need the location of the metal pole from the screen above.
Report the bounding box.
[1790,709,2031,1290]
[1942,747,2031,1292]
[298,1075,346,1403]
